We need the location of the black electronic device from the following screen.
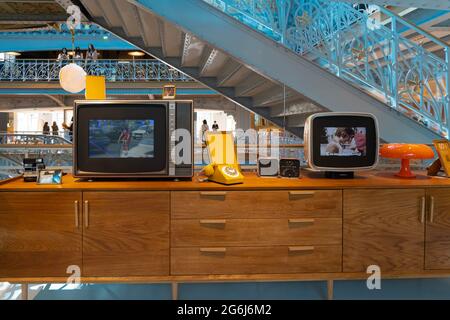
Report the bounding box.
[23,158,45,182]
[279,159,300,178]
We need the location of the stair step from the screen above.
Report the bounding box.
[235,73,270,97]
[253,86,299,107]
[182,34,207,67]
[199,48,228,77]
[270,101,324,117]
[160,21,184,57]
[217,60,251,87]
[137,8,162,47]
[113,0,141,38]
[286,112,319,127]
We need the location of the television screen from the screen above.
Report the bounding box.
[320,127,367,157]
[305,113,379,171]
[88,119,155,159]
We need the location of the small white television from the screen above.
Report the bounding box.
[304,112,379,173]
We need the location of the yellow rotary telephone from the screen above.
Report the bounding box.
[202,132,244,185]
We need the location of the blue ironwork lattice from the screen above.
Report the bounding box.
[204,0,450,138]
[0,59,193,82]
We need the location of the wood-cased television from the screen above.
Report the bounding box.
[73,100,193,179]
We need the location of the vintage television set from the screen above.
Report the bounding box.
[304,112,379,178]
[73,100,193,179]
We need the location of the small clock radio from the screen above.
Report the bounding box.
[279,159,300,178]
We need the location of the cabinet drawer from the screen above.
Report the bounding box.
[171,246,342,275]
[172,218,342,247]
[171,190,342,219]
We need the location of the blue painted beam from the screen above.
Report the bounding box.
[0,88,216,95]
[0,24,135,52]
[0,36,135,52]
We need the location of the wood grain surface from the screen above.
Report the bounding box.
[172,218,342,247]
[0,192,82,277]
[82,192,170,276]
[343,189,425,272]
[171,245,342,275]
[171,190,342,219]
[1,171,448,192]
[425,189,450,270]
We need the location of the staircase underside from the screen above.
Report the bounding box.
[77,0,441,143]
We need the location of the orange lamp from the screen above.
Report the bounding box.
[380,143,435,178]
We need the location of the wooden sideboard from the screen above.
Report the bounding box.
[1,171,450,299]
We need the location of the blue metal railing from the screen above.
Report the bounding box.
[203,0,450,138]
[0,59,193,82]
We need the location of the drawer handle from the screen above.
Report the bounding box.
[420,196,426,224]
[288,246,315,253]
[289,191,315,197]
[84,200,89,228]
[429,196,435,223]
[200,248,227,253]
[288,219,315,225]
[200,191,227,197]
[74,200,79,228]
[200,220,227,225]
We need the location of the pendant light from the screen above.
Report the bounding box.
[59,26,86,93]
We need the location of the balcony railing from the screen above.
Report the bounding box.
[0,59,193,82]
[204,0,450,138]
[0,132,72,145]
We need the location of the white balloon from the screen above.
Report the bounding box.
[59,63,86,93]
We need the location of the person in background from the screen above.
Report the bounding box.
[51,122,59,136]
[86,44,100,75]
[57,48,69,61]
[86,44,99,61]
[42,122,50,135]
[74,47,83,60]
[212,121,219,132]
[200,119,209,144]
[118,128,131,156]
[62,117,73,141]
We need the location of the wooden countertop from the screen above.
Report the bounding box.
[1,170,450,191]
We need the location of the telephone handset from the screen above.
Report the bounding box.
[201,132,244,185]
[201,162,244,185]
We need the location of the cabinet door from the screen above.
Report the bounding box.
[425,189,450,270]
[344,189,425,272]
[0,192,82,278]
[82,192,170,277]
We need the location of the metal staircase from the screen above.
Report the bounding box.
[76,0,447,142]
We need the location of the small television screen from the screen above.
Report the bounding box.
[304,113,379,171]
[320,127,367,157]
[88,119,155,159]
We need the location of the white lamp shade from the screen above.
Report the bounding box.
[59,63,87,93]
